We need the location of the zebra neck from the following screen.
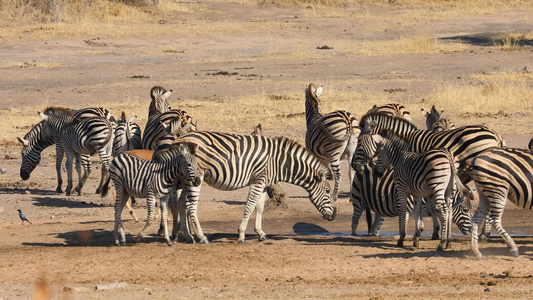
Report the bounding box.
[305,103,321,127]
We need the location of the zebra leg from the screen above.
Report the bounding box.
[160,195,173,247]
[445,201,453,249]
[74,155,91,195]
[413,198,422,248]
[185,185,209,244]
[479,215,492,242]
[95,148,111,195]
[471,189,490,259]
[488,198,519,257]
[426,204,440,240]
[125,198,139,223]
[350,195,365,236]
[55,143,64,193]
[434,198,448,251]
[74,154,82,195]
[136,194,158,243]
[329,158,342,201]
[396,191,408,247]
[254,191,268,241]
[237,184,265,243]
[371,214,386,236]
[114,188,129,246]
[64,150,74,196]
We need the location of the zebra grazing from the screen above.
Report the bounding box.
[421,105,455,132]
[351,161,473,237]
[18,107,112,193]
[113,111,142,156]
[304,83,359,200]
[371,130,472,250]
[101,142,201,246]
[367,103,413,122]
[466,147,533,258]
[38,107,113,196]
[171,131,337,244]
[352,112,506,181]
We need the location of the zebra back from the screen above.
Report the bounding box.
[367,103,412,122]
[113,111,142,156]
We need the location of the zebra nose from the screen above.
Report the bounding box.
[20,171,30,180]
[324,207,337,221]
[193,178,201,187]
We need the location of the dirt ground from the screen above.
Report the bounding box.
[1,2,533,299]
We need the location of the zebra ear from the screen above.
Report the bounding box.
[161,121,172,134]
[186,142,199,155]
[362,119,377,133]
[109,116,118,125]
[420,108,428,118]
[120,111,127,123]
[315,85,324,97]
[129,116,137,123]
[17,137,29,147]
[371,134,383,145]
[38,112,48,121]
[161,90,173,101]
[430,105,440,117]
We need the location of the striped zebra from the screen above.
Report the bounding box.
[170,131,337,244]
[351,161,473,238]
[147,86,172,119]
[101,142,201,246]
[421,105,455,132]
[142,109,196,150]
[466,147,533,258]
[38,107,113,196]
[371,130,472,250]
[304,83,359,200]
[113,111,142,157]
[18,107,112,193]
[352,112,506,181]
[367,103,413,122]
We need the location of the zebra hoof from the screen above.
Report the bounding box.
[167,241,174,247]
[413,240,419,248]
[237,239,246,244]
[431,234,439,240]
[437,245,445,251]
[396,240,403,247]
[199,238,209,244]
[510,249,519,257]
[258,235,268,242]
[56,187,63,193]
[479,234,489,243]
[115,241,121,246]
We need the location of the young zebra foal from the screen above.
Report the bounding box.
[101,142,201,246]
[371,130,472,250]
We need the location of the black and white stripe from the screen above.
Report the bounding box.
[39,107,114,196]
[367,103,412,122]
[371,130,472,250]
[352,112,506,180]
[304,83,359,200]
[102,142,200,246]
[113,111,142,156]
[421,105,455,132]
[466,147,533,258]
[172,131,337,244]
[142,109,196,150]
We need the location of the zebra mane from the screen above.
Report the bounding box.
[23,121,44,140]
[359,111,418,134]
[379,129,411,151]
[150,86,170,101]
[43,106,74,118]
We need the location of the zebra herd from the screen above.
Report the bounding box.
[17,84,533,259]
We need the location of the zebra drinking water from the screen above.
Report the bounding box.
[170,131,337,244]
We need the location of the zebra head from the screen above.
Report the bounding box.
[149,86,172,116]
[18,137,39,180]
[421,105,442,131]
[305,83,324,116]
[309,165,336,221]
[452,191,474,236]
[250,123,262,136]
[352,134,378,172]
[174,142,201,187]
[372,131,410,178]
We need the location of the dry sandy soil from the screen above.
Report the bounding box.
[1,2,533,299]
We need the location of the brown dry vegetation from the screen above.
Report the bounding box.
[0,0,533,299]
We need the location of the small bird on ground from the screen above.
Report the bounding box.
[18,209,32,224]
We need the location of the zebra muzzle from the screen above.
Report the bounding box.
[324,207,337,221]
[193,178,202,187]
[20,170,30,181]
[354,163,365,172]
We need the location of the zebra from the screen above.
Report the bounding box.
[304,83,360,200]
[38,107,113,196]
[351,112,506,182]
[351,161,473,238]
[170,131,337,244]
[465,147,533,258]
[147,86,172,119]
[366,103,413,123]
[371,130,472,250]
[18,107,112,193]
[113,111,142,157]
[142,109,196,150]
[101,142,201,246]
[421,105,455,132]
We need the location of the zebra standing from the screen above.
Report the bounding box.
[101,142,201,246]
[18,107,112,193]
[351,161,473,237]
[352,112,506,181]
[38,107,113,196]
[171,131,337,244]
[421,105,455,132]
[304,83,359,200]
[466,147,533,258]
[371,130,472,250]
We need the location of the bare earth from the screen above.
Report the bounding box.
[1,2,533,299]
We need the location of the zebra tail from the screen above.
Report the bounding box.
[100,175,111,198]
[450,158,474,207]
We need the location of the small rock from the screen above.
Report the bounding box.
[484,287,491,292]
[25,191,31,195]
[95,281,128,290]
[50,215,55,220]
[0,167,6,174]
[64,286,90,293]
